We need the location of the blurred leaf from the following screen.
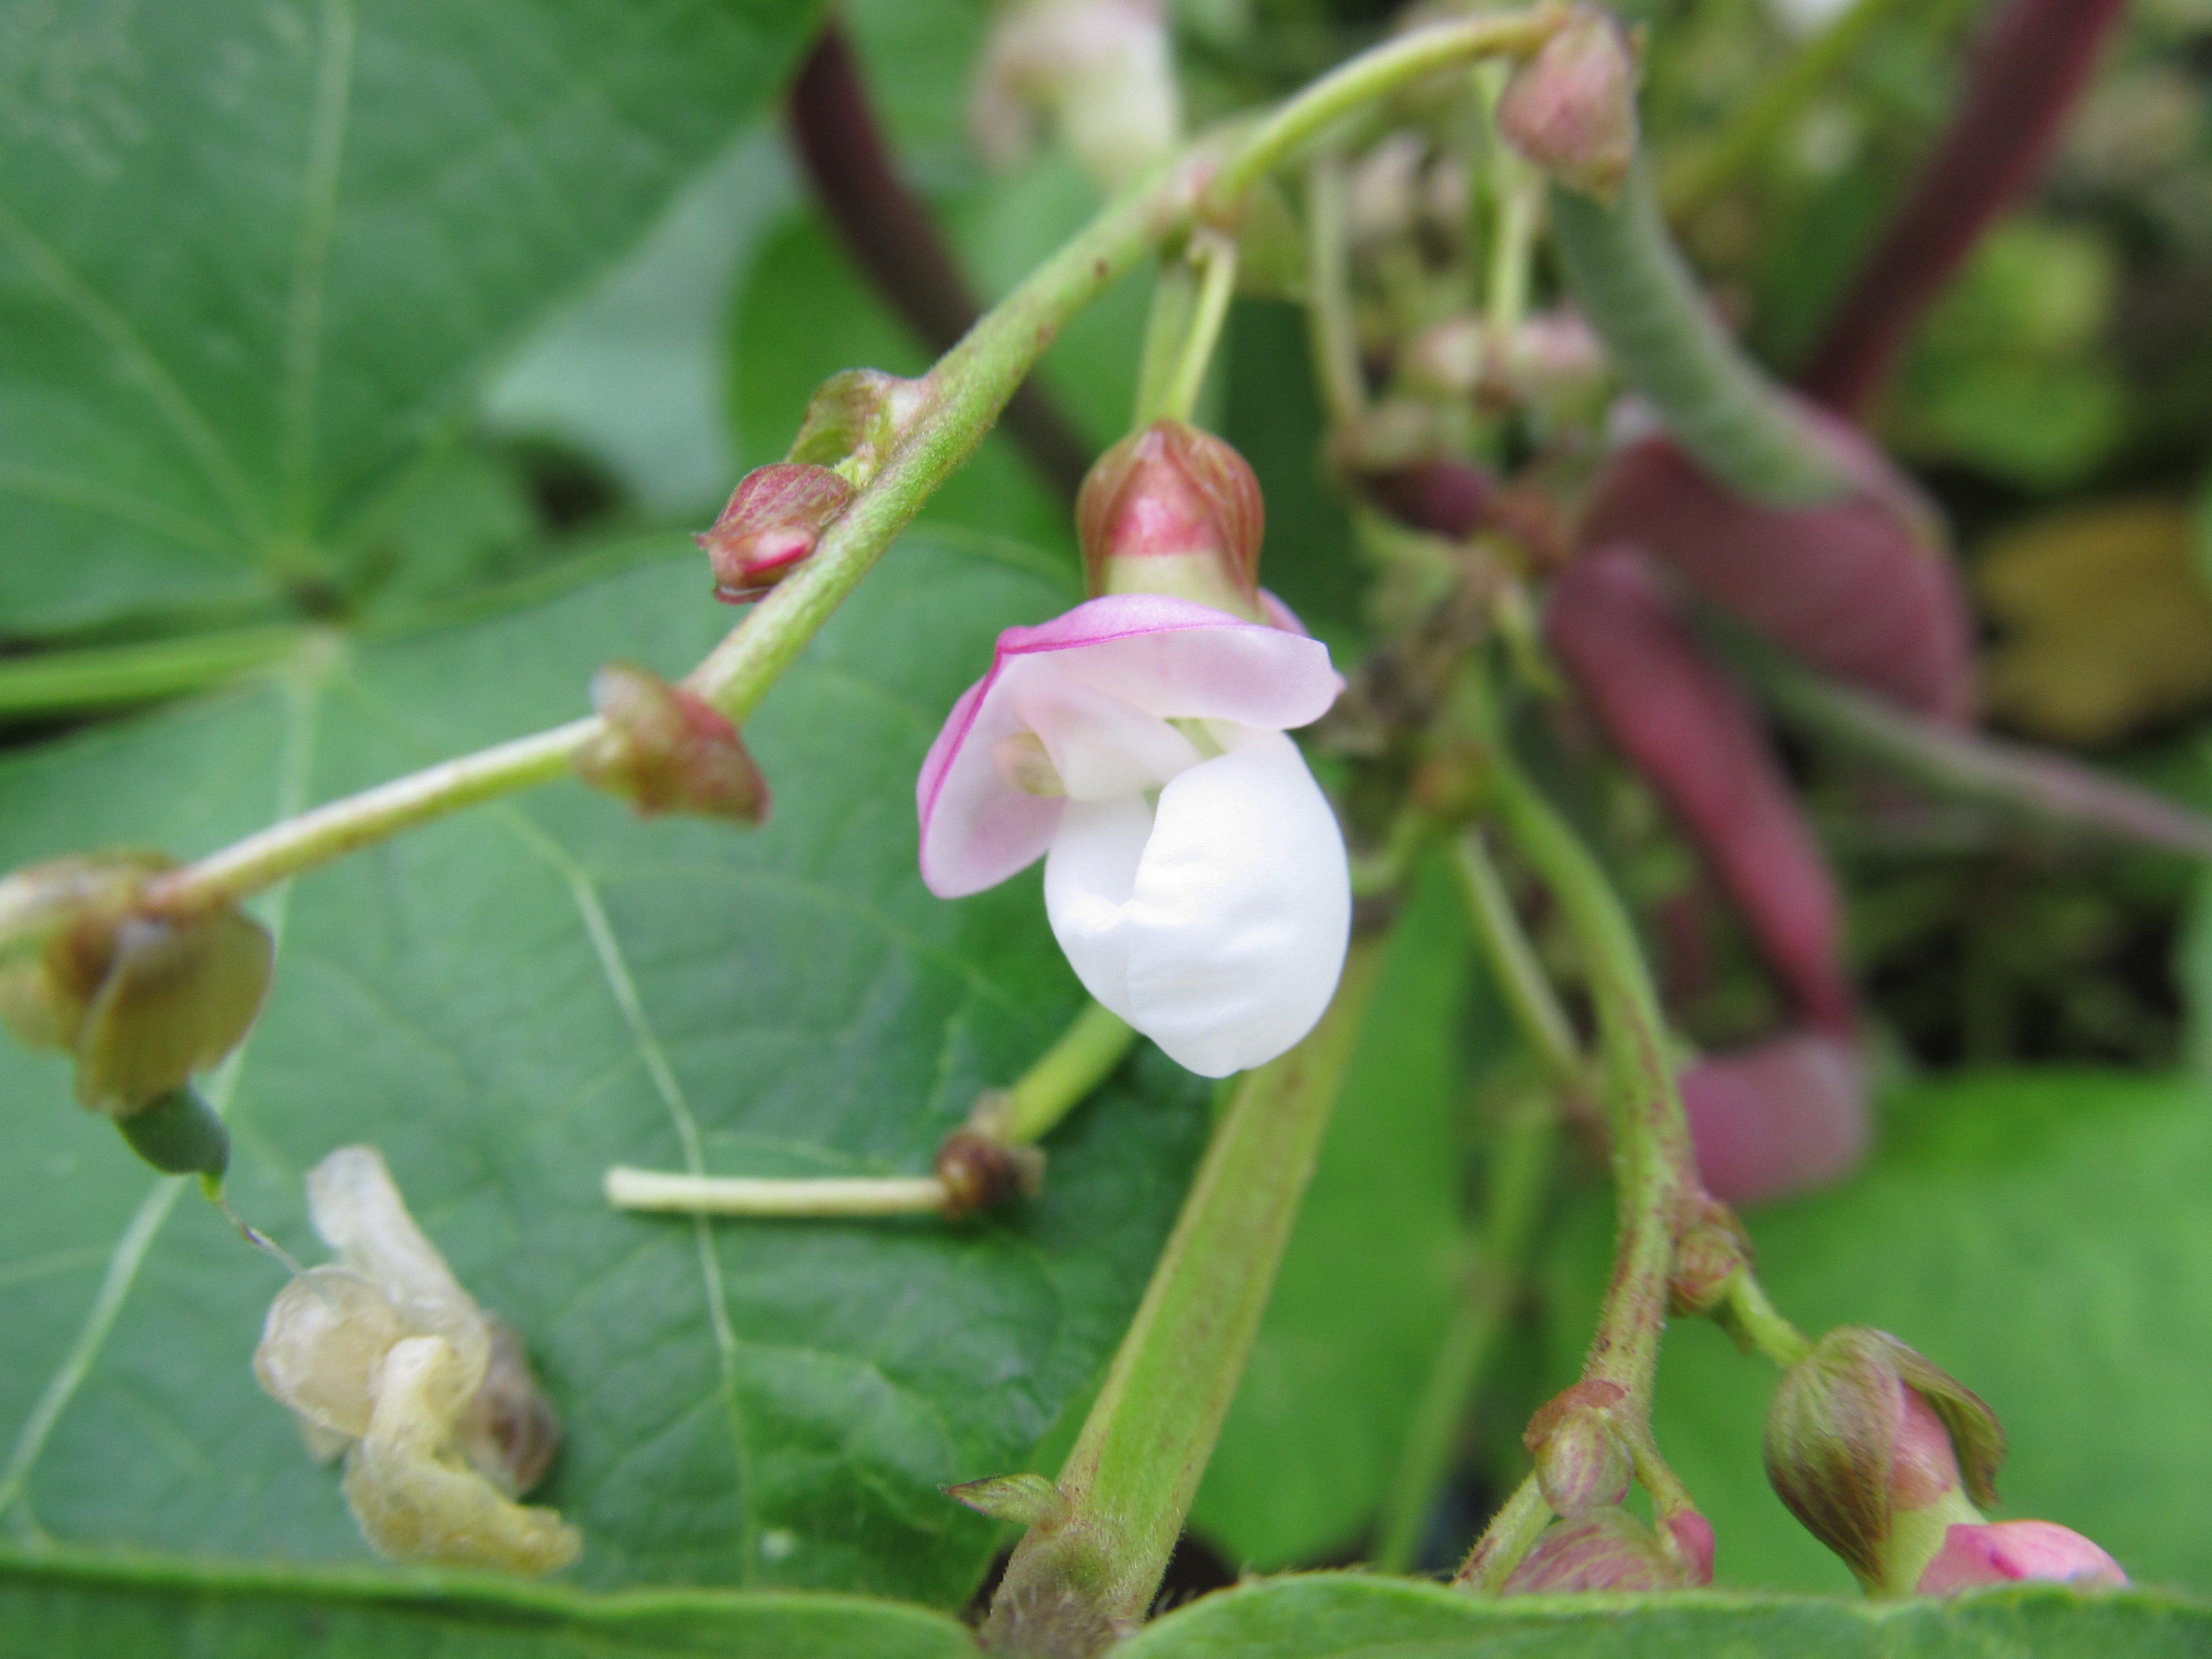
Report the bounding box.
[1541,1070,2212,1592]
[0,1550,976,1658]
[0,0,825,636]
[0,531,1207,1604]
[1976,500,2212,746]
[1888,221,2127,490]
[484,128,801,522]
[1191,859,1472,1567]
[1120,1573,2212,1657]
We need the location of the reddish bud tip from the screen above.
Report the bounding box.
[1498,7,1640,201]
[1666,1510,1717,1585]
[1916,1520,2127,1595]
[1505,1509,1690,1594]
[1077,421,1264,617]
[697,463,854,602]
[576,664,770,824]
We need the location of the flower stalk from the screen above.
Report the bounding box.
[982,938,1383,1656]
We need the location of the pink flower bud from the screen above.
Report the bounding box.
[1681,1032,1871,1206]
[1505,1509,1690,1594]
[1498,7,1641,201]
[1916,1521,2128,1594]
[1764,1327,2005,1588]
[575,664,770,824]
[1077,421,1266,620]
[1524,1381,1633,1516]
[696,463,854,603]
[1666,1509,1717,1585]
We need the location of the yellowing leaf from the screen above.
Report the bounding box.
[1976,500,2212,745]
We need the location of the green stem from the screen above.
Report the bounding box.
[1374,1092,1559,1574]
[1454,1473,1550,1590]
[1133,257,1200,429]
[1302,156,1366,430]
[983,941,1384,1656]
[119,14,1572,916]
[0,626,315,718]
[1549,166,1845,504]
[1480,65,1543,338]
[1715,1267,1813,1368]
[1145,232,1238,426]
[1661,0,1921,217]
[1450,830,1582,1088]
[1203,6,1569,212]
[1732,634,2212,858]
[995,1002,1137,1145]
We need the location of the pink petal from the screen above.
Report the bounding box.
[1547,546,1856,1032]
[1681,1031,1870,1206]
[917,595,1342,898]
[1917,1521,2128,1594]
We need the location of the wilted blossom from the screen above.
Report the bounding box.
[917,595,1349,1077]
[968,0,1181,191]
[254,1146,578,1574]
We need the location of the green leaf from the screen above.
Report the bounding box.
[1540,1070,2212,1592]
[1118,1573,2212,1658]
[0,531,1207,1604]
[1191,859,1471,1567]
[0,1550,975,1658]
[0,0,827,635]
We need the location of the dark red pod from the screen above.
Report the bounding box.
[1547,546,1855,1033]
[1579,418,1974,724]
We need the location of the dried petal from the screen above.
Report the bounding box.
[255,1266,407,1446]
[454,1317,565,1499]
[306,1146,491,1389]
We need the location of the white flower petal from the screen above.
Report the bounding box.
[1042,794,1155,1027]
[1009,661,1199,800]
[1044,730,1349,1078]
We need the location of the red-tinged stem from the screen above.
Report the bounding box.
[787,20,1096,499]
[1797,0,2131,417]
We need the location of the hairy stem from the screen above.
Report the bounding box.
[787,20,1095,498]
[1451,830,1582,1088]
[1147,231,1239,426]
[1798,0,2130,415]
[1549,168,1844,504]
[1203,6,1570,213]
[1375,1091,1558,1573]
[122,11,1566,918]
[1661,0,1920,217]
[1717,1267,1813,1368]
[983,942,1384,1656]
[1455,1473,1550,1590]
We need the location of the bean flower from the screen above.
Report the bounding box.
[916,593,1350,1078]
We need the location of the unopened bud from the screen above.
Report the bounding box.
[1524,1381,1633,1516]
[1916,1520,2127,1594]
[1669,1192,1752,1317]
[945,1471,1070,1528]
[1498,7,1639,201]
[934,1129,1046,1220]
[0,853,272,1115]
[1764,1327,2005,1589]
[257,1147,575,1573]
[1077,421,1265,619]
[1666,1509,1716,1585]
[697,464,852,602]
[576,664,769,824]
[1504,1508,1688,1594]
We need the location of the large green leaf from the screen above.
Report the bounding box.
[0,0,825,635]
[1118,1573,2212,1658]
[0,1550,975,1658]
[1191,859,1472,1567]
[0,531,1208,1604]
[1539,1071,2212,1593]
